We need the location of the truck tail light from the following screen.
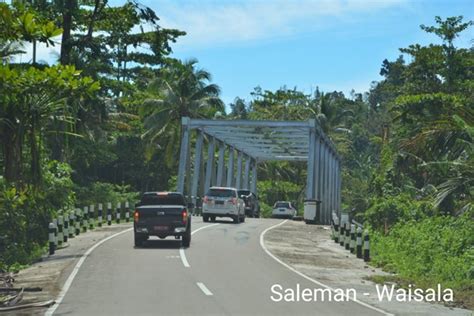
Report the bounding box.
[228,198,237,205]
[134,210,139,222]
[182,209,188,222]
[203,196,208,204]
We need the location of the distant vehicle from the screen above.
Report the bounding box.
[134,192,192,247]
[238,189,260,218]
[272,201,297,219]
[202,187,245,223]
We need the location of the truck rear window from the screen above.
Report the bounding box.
[206,189,236,198]
[275,202,290,208]
[140,194,185,206]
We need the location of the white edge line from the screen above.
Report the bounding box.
[196,282,213,296]
[179,223,219,268]
[259,220,394,316]
[45,227,133,316]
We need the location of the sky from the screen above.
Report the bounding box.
[21,0,474,107]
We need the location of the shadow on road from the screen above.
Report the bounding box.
[134,239,182,249]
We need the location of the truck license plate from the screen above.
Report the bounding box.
[154,225,168,231]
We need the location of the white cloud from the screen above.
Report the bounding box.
[152,0,408,49]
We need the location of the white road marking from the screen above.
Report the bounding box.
[196,282,213,296]
[259,220,393,316]
[180,223,219,268]
[191,223,219,235]
[179,247,190,267]
[45,227,133,316]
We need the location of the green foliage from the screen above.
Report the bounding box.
[371,210,474,291]
[257,180,302,217]
[74,182,139,208]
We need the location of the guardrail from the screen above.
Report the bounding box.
[48,201,134,255]
[331,212,370,262]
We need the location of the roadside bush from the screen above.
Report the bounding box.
[371,209,474,291]
[0,183,50,271]
[74,181,139,207]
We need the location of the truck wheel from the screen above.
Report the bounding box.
[233,215,239,224]
[210,216,216,222]
[203,215,209,222]
[182,228,191,248]
[241,215,246,223]
[134,234,145,247]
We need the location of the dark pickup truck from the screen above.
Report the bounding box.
[134,192,192,247]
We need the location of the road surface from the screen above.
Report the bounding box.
[51,218,386,316]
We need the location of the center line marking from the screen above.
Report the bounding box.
[179,223,219,268]
[197,282,213,296]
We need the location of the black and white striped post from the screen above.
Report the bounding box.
[53,218,58,246]
[107,202,112,226]
[339,223,345,246]
[334,216,339,243]
[350,224,355,253]
[75,208,81,235]
[49,222,56,255]
[345,223,350,250]
[63,213,69,243]
[83,206,89,232]
[363,230,370,262]
[356,226,363,258]
[69,210,74,238]
[98,203,103,227]
[57,215,64,247]
[89,204,95,229]
[125,202,130,222]
[116,202,121,224]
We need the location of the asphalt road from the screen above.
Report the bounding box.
[51,218,386,316]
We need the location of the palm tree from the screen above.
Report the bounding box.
[141,59,224,166]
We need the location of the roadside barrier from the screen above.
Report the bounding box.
[89,205,95,229]
[68,211,74,238]
[116,202,121,224]
[331,212,370,262]
[48,223,55,255]
[125,202,130,222]
[63,213,69,243]
[349,224,355,253]
[98,203,103,227]
[47,201,134,255]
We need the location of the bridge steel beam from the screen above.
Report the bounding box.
[226,147,235,187]
[236,151,243,189]
[243,157,251,189]
[251,159,258,195]
[306,126,316,199]
[216,141,225,186]
[190,131,203,203]
[204,137,215,193]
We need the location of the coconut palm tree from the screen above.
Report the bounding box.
[141,59,224,167]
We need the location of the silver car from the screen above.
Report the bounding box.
[202,187,245,223]
[272,201,297,219]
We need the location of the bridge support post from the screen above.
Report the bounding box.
[243,156,250,189]
[251,160,258,194]
[306,126,316,199]
[216,142,225,186]
[236,151,243,189]
[191,131,203,204]
[204,137,215,193]
[177,117,190,193]
[226,147,235,187]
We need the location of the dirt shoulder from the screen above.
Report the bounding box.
[3,223,132,315]
[263,220,472,316]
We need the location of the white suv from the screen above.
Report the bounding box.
[272,201,297,219]
[202,187,245,223]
